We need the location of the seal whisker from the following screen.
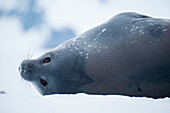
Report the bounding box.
[27,51,30,60]
[20,78,23,85]
[23,55,26,61]
[30,51,34,60]
[21,78,29,93]
[21,56,25,62]
[25,81,28,93]
[28,82,32,92]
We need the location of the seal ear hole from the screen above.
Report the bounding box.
[40,79,47,86]
[43,57,51,63]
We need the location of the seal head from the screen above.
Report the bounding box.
[19,49,94,95]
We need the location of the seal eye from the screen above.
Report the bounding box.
[40,79,47,86]
[43,57,51,63]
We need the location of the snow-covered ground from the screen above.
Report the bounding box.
[0,0,170,113]
[1,94,170,113]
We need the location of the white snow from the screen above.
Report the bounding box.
[162,29,167,32]
[97,32,102,36]
[102,28,107,32]
[87,45,92,48]
[124,27,128,29]
[1,94,170,113]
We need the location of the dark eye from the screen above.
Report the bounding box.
[40,79,47,86]
[43,57,51,63]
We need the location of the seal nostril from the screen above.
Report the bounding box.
[21,60,34,69]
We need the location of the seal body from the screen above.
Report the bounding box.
[19,12,170,98]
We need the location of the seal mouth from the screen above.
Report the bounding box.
[19,60,34,81]
[19,67,33,81]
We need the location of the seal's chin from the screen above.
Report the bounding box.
[19,60,33,81]
[20,69,33,81]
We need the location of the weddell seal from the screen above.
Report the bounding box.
[19,12,170,98]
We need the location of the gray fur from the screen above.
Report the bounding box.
[19,12,170,98]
